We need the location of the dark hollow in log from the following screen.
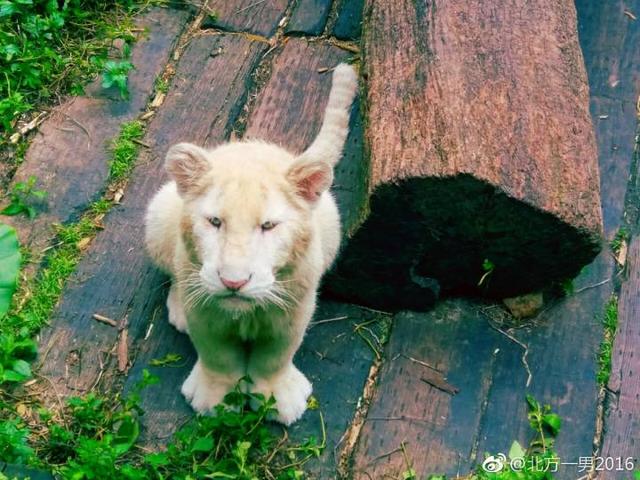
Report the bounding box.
[327,175,601,311]
[324,0,603,310]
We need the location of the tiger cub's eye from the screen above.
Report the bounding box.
[261,221,277,231]
[209,217,222,228]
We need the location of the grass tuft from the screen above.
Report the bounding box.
[597,295,619,386]
[0,0,142,138]
[108,120,144,182]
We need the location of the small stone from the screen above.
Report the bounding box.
[503,292,544,318]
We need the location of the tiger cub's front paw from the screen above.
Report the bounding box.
[251,364,312,426]
[181,361,233,414]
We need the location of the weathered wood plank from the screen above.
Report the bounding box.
[332,0,364,40]
[202,0,289,37]
[287,304,379,477]
[4,8,190,255]
[475,254,614,479]
[577,0,640,235]
[37,34,266,398]
[600,237,640,479]
[285,0,332,36]
[351,301,504,478]
[330,0,603,310]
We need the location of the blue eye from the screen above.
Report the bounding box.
[261,221,277,231]
[209,217,222,228]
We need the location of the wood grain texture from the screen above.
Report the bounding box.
[285,0,332,36]
[601,237,640,478]
[245,38,367,235]
[4,8,189,254]
[288,303,379,477]
[332,0,364,40]
[352,301,505,478]
[202,0,289,37]
[475,253,613,480]
[331,0,604,308]
[576,0,640,235]
[38,34,266,398]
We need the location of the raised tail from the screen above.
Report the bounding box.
[299,63,358,167]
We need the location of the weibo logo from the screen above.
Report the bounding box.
[482,454,507,472]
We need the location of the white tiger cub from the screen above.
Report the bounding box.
[144,64,358,425]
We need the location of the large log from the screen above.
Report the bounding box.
[326,0,603,310]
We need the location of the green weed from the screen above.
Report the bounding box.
[0,0,141,137]
[102,59,135,98]
[154,76,169,94]
[610,228,629,255]
[478,258,495,287]
[473,396,561,480]
[596,295,618,386]
[109,120,144,181]
[1,175,47,218]
[2,374,326,479]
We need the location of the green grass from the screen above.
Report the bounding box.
[2,374,326,479]
[610,227,630,255]
[1,175,47,218]
[0,119,145,374]
[0,0,145,138]
[108,120,144,181]
[596,295,619,386]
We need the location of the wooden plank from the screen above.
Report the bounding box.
[287,303,379,477]
[351,300,505,478]
[577,0,640,235]
[285,0,332,36]
[202,0,289,37]
[475,254,614,479]
[332,0,364,40]
[331,0,603,310]
[578,4,640,476]
[600,237,640,479]
[4,8,190,255]
[37,34,266,398]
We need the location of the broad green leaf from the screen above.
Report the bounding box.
[525,394,539,411]
[191,436,214,452]
[1,203,25,216]
[3,369,28,382]
[542,413,562,436]
[0,223,21,316]
[508,440,526,460]
[113,415,140,456]
[11,359,31,378]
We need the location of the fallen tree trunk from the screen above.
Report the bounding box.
[326,0,603,310]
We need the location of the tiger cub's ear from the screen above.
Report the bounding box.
[287,159,333,204]
[165,143,211,196]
